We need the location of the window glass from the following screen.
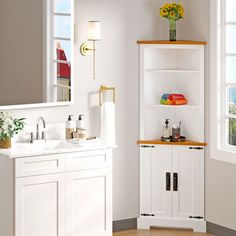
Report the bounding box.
[229,87,236,115]
[56,62,71,80]
[229,118,236,146]
[54,15,71,38]
[55,0,71,13]
[226,57,236,83]
[226,0,236,22]
[55,40,71,61]
[226,25,236,54]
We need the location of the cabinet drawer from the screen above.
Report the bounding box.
[15,154,65,177]
[65,149,112,172]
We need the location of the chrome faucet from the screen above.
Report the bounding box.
[36,116,46,141]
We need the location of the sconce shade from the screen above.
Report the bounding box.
[87,21,101,41]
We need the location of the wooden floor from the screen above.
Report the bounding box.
[113,229,214,236]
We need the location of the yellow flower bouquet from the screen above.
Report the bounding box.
[160,2,184,41]
[160,3,184,20]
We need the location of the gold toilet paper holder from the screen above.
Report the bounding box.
[99,85,116,106]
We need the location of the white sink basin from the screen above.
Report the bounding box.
[6,139,104,157]
[13,140,65,151]
[0,139,107,159]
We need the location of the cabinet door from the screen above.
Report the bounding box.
[15,174,66,236]
[140,145,172,218]
[172,146,204,220]
[66,168,112,236]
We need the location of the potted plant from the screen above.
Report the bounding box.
[160,2,184,41]
[0,112,25,149]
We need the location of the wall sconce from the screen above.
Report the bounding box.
[80,21,102,80]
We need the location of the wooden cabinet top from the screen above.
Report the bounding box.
[136,40,207,45]
[137,139,207,146]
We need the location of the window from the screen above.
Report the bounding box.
[211,0,236,163]
[45,0,73,103]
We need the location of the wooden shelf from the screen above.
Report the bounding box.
[137,139,207,146]
[145,68,199,73]
[137,40,207,45]
[145,104,199,108]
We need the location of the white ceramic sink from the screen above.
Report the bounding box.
[13,140,65,151]
[14,138,103,150]
[0,139,107,158]
[1,139,105,158]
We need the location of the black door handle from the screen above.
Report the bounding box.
[141,145,155,148]
[141,213,155,217]
[189,147,204,150]
[189,216,204,219]
[166,172,171,191]
[173,173,178,191]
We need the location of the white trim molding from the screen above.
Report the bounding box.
[210,0,236,164]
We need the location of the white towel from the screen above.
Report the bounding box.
[100,102,116,147]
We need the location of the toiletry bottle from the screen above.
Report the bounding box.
[65,115,74,140]
[76,115,84,131]
[162,119,171,138]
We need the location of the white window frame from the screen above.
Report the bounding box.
[211,0,236,164]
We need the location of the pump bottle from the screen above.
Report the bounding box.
[65,115,74,140]
[76,115,85,131]
[162,119,171,138]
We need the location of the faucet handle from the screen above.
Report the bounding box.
[29,132,34,143]
[42,131,46,142]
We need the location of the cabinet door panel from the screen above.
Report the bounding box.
[67,169,112,236]
[140,145,172,218]
[15,174,66,236]
[172,146,204,219]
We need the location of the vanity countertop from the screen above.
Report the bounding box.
[0,140,112,159]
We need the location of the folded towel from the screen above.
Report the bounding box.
[169,94,185,101]
[161,94,170,100]
[100,102,116,147]
[173,98,187,105]
[160,94,187,105]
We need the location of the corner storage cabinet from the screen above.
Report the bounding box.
[0,148,112,236]
[137,41,207,232]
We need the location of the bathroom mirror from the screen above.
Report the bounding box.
[0,0,74,109]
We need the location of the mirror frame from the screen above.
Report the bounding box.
[0,0,74,111]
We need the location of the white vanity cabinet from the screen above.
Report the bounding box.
[139,144,205,232]
[0,147,112,236]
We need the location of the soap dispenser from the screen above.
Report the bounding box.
[65,115,74,140]
[162,119,171,139]
[76,115,85,131]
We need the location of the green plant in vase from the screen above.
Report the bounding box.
[0,111,25,148]
[160,2,184,41]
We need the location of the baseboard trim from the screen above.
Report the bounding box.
[112,219,236,235]
[113,218,137,232]
[207,222,236,236]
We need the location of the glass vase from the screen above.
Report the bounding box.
[0,138,11,149]
[169,19,176,41]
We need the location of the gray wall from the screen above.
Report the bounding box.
[0,0,44,105]
[5,0,236,230]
